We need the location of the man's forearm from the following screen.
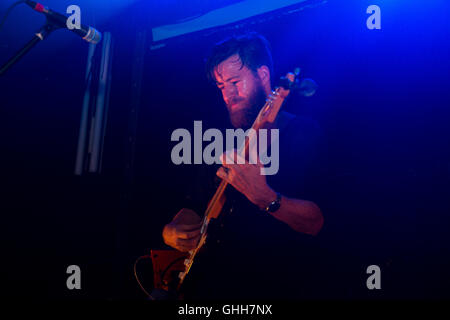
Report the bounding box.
[271,196,323,235]
[255,188,324,236]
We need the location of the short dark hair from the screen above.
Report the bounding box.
[205,32,273,83]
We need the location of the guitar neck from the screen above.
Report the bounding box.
[177,80,293,291]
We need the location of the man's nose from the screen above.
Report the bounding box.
[223,84,238,100]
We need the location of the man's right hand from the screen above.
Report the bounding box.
[162,208,202,252]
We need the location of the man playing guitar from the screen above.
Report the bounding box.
[162,32,325,299]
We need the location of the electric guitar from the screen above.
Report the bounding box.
[150,69,314,297]
[175,70,300,290]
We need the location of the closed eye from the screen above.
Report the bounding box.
[216,79,240,90]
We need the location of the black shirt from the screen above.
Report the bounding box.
[180,112,326,300]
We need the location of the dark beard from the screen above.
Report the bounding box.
[228,83,267,130]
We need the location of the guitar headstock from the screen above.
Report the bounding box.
[255,69,300,125]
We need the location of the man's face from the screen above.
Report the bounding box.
[214,54,267,129]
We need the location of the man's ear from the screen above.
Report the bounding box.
[256,65,271,87]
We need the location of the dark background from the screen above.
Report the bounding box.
[0,0,449,300]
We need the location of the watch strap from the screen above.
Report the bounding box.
[265,192,281,213]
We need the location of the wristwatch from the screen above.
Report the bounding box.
[264,192,282,213]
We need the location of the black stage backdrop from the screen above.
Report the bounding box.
[0,0,449,300]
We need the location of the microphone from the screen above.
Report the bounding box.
[297,78,318,97]
[279,72,318,97]
[25,1,102,44]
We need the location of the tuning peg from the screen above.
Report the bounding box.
[278,74,294,89]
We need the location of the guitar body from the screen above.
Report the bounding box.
[151,249,188,293]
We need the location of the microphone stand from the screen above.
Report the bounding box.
[0,20,60,76]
